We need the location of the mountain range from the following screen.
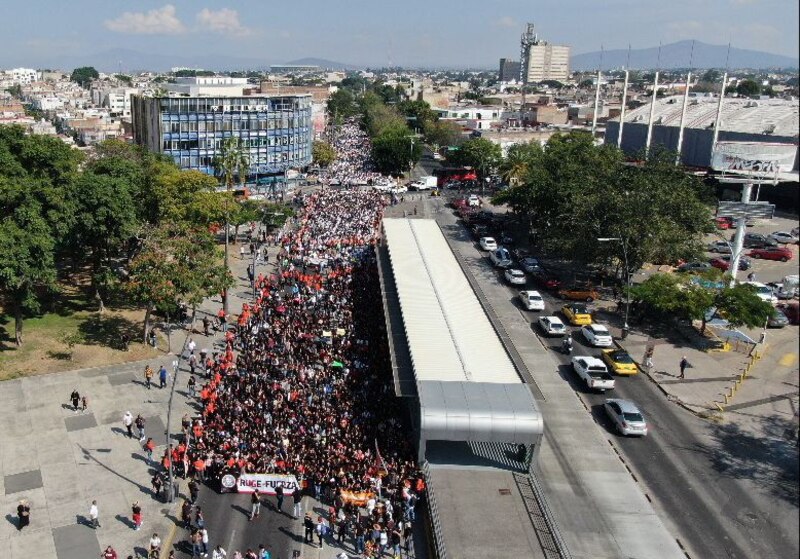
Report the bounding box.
[571,40,799,71]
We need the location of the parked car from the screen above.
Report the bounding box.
[490,248,513,268]
[561,303,592,326]
[581,324,614,347]
[468,194,481,207]
[747,247,793,262]
[779,301,800,325]
[677,261,712,273]
[504,268,527,285]
[571,356,615,392]
[767,275,799,300]
[767,308,790,328]
[604,399,648,436]
[479,237,497,251]
[512,248,531,261]
[744,281,778,304]
[601,349,638,376]
[737,233,778,249]
[715,216,734,230]
[707,240,732,254]
[518,257,542,273]
[519,290,545,311]
[709,256,751,271]
[769,231,799,244]
[531,269,562,291]
[558,286,600,302]
[538,315,567,336]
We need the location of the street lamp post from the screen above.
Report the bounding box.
[598,237,630,337]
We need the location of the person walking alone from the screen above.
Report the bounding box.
[292,487,302,518]
[132,501,142,531]
[679,356,689,379]
[249,489,261,520]
[135,414,146,441]
[89,500,100,528]
[159,365,168,389]
[144,365,154,389]
[70,389,81,412]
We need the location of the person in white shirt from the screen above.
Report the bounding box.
[89,500,100,528]
[211,545,226,559]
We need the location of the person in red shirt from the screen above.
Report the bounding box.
[102,545,118,559]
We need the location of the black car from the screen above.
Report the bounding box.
[736,233,779,249]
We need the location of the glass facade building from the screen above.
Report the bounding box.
[131,94,313,181]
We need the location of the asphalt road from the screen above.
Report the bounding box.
[472,240,798,559]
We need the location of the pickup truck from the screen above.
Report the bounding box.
[571,356,616,392]
[408,176,437,190]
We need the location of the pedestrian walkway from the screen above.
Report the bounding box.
[0,227,264,559]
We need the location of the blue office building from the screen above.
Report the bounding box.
[131,93,313,183]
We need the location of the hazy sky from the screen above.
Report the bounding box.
[5,0,799,68]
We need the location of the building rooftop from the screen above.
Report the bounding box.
[618,95,799,138]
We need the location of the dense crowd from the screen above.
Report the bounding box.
[322,121,385,186]
[182,188,423,557]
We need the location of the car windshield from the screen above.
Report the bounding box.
[623,412,644,422]
[612,352,633,363]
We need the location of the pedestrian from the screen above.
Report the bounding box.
[303,513,314,544]
[181,500,193,529]
[195,507,205,529]
[275,484,284,513]
[249,489,261,520]
[257,544,270,559]
[292,487,302,518]
[135,414,146,441]
[315,516,326,548]
[151,473,163,500]
[81,395,89,412]
[679,355,689,379]
[17,499,30,530]
[149,533,162,558]
[211,545,227,559]
[240,246,246,259]
[120,332,130,351]
[644,355,654,371]
[217,309,227,331]
[191,529,203,558]
[144,437,155,464]
[70,389,81,412]
[131,501,142,531]
[102,545,118,559]
[202,316,211,336]
[200,526,210,556]
[159,365,168,388]
[144,365,154,389]
[188,375,197,398]
[89,499,100,528]
[747,272,756,282]
[148,329,157,348]
[123,411,134,438]
[189,478,200,504]
[188,338,196,355]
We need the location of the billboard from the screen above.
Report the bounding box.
[711,142,797,175]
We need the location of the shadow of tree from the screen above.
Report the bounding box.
[706,414,799,505]
[77,314,140,350]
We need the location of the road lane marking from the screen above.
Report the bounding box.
[779,353,797,367]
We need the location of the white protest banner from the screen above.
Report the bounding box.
[222,473,300,495]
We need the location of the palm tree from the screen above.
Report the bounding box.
[500,144,530,186]
[213,137,250,315]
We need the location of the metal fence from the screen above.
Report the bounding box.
[421,461,448,559]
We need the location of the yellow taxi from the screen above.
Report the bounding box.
[601,349,639,376]
[561,303,592,326]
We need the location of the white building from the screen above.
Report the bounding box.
[520,24,570,83]
[33,96,65,111]
[164,76,249,97]
[434,105,506,131]
[2,67,40,85]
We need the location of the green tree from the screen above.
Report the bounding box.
[70,66,99,88]
[312,140,336,167]
[398,100,437,133]
[424,120,462,148]
[327,89,358,124]
[371,124,422,175]
[153,169,222,227]
[499,141,543,186]
[213,138,249,314]
[114,74,133,85]
[714,283,775,329]
[5,84,23,98]
[0,179,57,345]
[736,79,761,97]
[449,137,502,179]
[360,92,405,137]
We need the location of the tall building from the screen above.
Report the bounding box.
[520,23,570,83]
[498,58,522,83]
[131,93,313,183]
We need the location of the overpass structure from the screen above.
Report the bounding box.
[379,218,544,468]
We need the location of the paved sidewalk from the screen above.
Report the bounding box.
[0,229,264,559]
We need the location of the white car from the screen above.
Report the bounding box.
[744,281,778,304]
[390,185,408,194]
[571,356,616,392]
[707,240,732,254]
[581,324,613,347]
[479,237,497,251]
[519,290,545,311]
[468,194,480,207]
[504,269,527,285]
[769,231,799,244]
[538,315,566,336]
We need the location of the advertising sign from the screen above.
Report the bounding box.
[711,142,797,175]
[220,473,300,494]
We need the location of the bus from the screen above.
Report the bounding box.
[433,166,478,186]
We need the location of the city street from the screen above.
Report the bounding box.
[409,193,799,559]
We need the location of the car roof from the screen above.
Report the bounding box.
[586,324,609,332]
[521,290,542,297]
[543,315,564,324]
[481,236,495,242]
[575,355,605,365]
[606,399,642,414]
[508,269,524,274]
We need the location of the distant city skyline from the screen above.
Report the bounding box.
[3,0,798,69]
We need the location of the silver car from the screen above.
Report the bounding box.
[707,240,732,254]
[604,399,648,436]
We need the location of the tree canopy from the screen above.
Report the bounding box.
[312,140,336,167]
[70,66,99,88]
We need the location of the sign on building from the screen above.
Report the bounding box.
[711,142,797,176]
